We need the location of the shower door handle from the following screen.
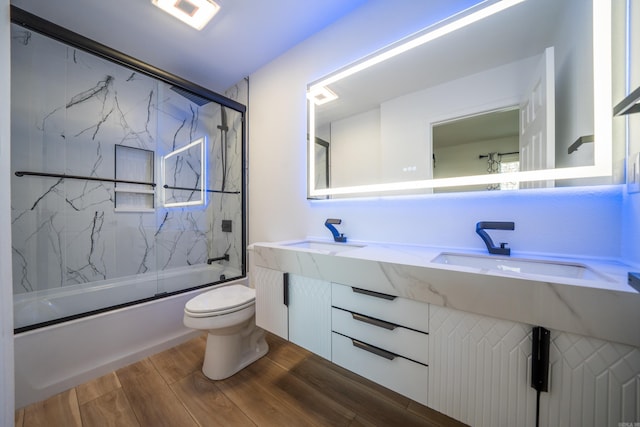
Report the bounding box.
[283,272,289,307]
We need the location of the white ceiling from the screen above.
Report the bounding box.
[10,0,368,93]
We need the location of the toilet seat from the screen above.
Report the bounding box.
[184,284,255,318]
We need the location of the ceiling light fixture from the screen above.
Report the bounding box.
[307,86,339,105]
[151,0,220,30]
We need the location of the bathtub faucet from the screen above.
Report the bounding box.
[207,254,230,264]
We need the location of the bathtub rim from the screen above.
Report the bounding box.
[14,268,246,334]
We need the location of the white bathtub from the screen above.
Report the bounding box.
[14,269,248,409]
[14,263,242,329]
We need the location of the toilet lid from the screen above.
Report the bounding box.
[185,284,255,314]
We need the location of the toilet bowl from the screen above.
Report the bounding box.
[183,284,268,380]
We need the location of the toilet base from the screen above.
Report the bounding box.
[201,316,268,380]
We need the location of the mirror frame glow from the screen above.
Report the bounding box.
[162,136,207,207]
[307,0,612,198]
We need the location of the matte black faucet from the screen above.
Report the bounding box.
[325,218,347,242]
[476,221,515,256]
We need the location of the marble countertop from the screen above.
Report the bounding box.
[249,238,640,348]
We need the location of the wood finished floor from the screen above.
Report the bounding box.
[15,332,467,427]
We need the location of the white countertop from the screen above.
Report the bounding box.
[249,238,640,347]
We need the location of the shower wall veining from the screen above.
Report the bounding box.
[10,25,246,328]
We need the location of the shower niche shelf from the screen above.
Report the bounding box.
[114,145,155,212]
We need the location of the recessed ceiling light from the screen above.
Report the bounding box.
[151,0,220,30]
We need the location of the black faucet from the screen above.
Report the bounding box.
[325,218,347,242]
[476,221,515,256]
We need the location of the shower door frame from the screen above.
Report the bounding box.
[10,6,248,333]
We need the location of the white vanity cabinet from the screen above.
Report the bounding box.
[252,265,332,359]
[250,242,640,426]
[330,282,430,405]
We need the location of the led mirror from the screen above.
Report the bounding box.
[307,0,616,198]
[162,137,207,207]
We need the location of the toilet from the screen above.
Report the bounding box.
[183,284,268,380]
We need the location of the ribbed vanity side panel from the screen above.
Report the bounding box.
[288,275,332,360]
[252,266,288,339]
[428,305,537,427]
[429,305,640,427]
[542,332,640,427]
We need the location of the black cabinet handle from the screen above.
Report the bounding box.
[283,272,289,307]
[352,313,397,330]
[352,287,397,300]
[352,339,396,361]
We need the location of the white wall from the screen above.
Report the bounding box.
[554,0,594,170]
[0,0,15,422]
[248,0,625,261]
[331,108,380,187]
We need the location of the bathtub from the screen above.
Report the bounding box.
[14,263,242,330]
[14,267,247,408]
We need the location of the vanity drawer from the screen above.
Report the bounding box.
[332,307,428,365]
[331,282,429,333]
[332,332,428,405]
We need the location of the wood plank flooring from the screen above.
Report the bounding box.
[15,333,467,427]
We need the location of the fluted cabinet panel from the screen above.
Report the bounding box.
[543,332,640,427]
[429,305,640,427]
[428,305,534,427]
[253,266,288,339]
[288,275,332,360]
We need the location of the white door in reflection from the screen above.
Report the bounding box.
[519,46,555,189]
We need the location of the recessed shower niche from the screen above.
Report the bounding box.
[10,7,247,331]
[114,145,155,212]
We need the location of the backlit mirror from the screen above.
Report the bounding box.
[162,137,207,207]
[307,0,617,198]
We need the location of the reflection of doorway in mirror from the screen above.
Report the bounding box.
[519,47,555,189]
[314,138,329,191]
[432,107,520,192]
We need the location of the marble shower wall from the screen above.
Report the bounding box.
[10,25,246,297]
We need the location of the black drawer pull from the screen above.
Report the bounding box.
[352,287,397,300]
[352,339,396,360]
[352,313,397,331]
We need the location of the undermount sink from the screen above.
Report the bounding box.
[283,240,365,253]
[432,252,609,281]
